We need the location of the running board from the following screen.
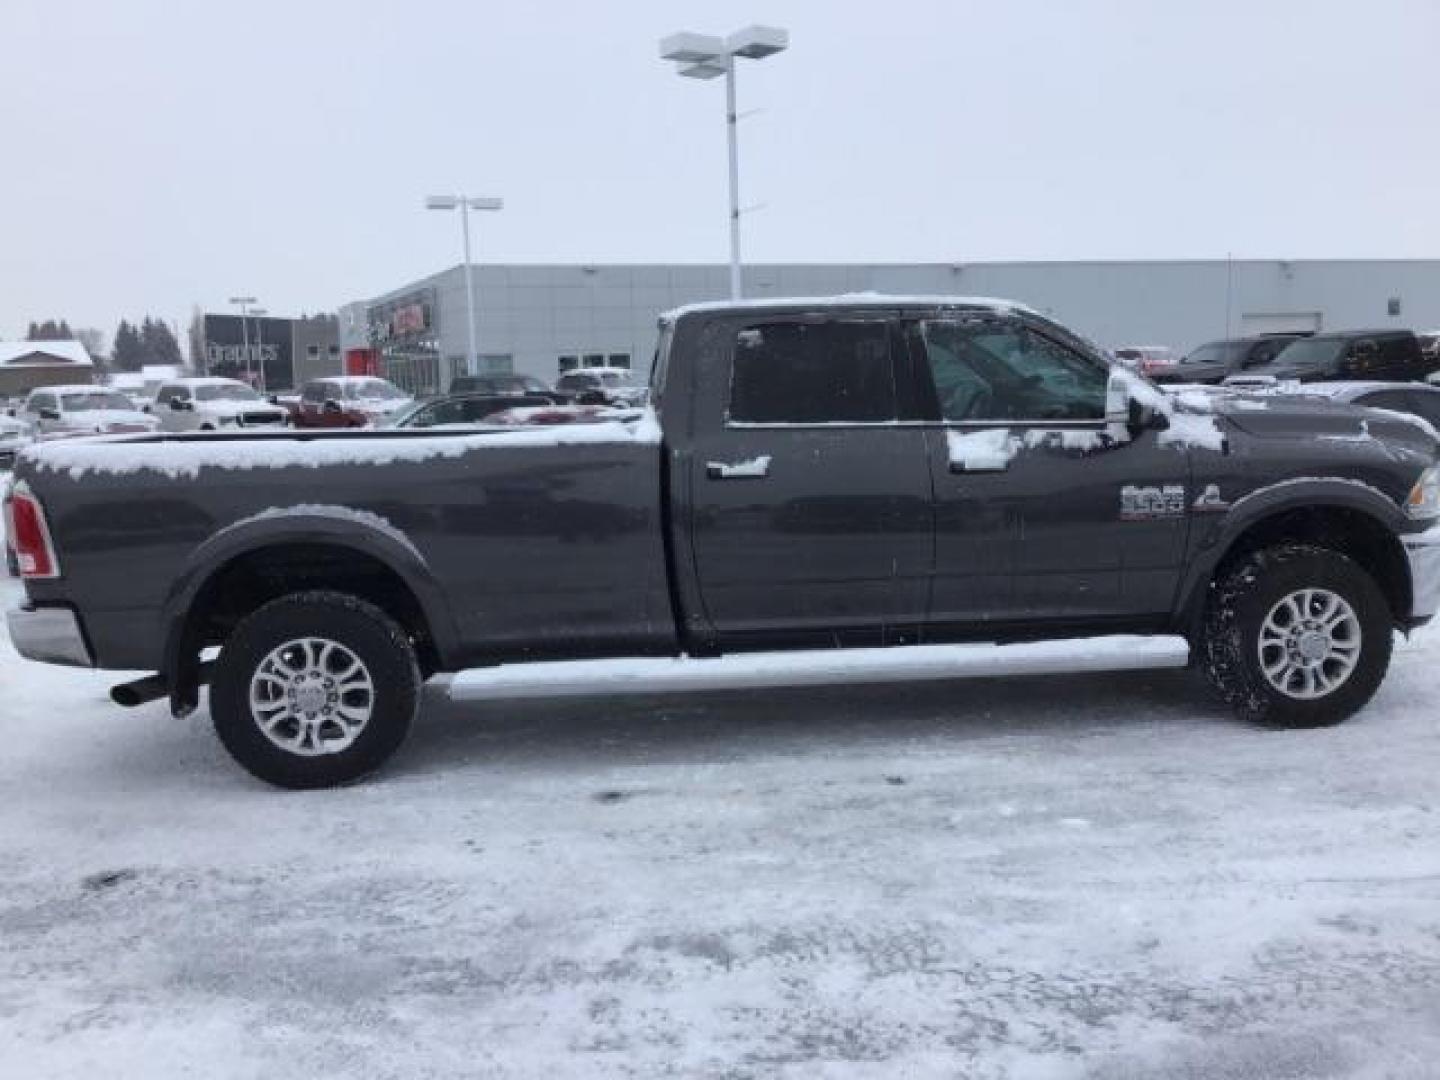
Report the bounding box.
[446,634,1190,702]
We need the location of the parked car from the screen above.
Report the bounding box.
[1273,381,1440,431]
[1230,330,1436,386]
[0,413,30,468]
[383,393,558,429]
[290,377,412,429]
[1151,334,1309,386]
[447,373,559,400]
[554,367,648,405]
[19,386,161,439]
[152,378,289,432]
[6,295,1439,788]
[1417,330,1440,360]
[1112,346,1178,378]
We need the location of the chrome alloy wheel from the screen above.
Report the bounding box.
[1257,588,1362,700]
[248,637,375,756]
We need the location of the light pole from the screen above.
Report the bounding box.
[660,25,789,300]
[425,194,503,378]
[250,308,268,392]
[229,295,257,384]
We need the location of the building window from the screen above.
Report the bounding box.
[558,354,579,372]
[607,353,631,368]
[307,345,319,357]
[583,353,605,368]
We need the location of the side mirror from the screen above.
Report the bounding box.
[1106,374,1160,434]
[39,408,60,421]
[323,398,342,413]
[169,398,189,411]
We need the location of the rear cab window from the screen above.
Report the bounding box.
[727,319,897,425]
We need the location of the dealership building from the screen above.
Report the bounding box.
[337,259,1440,396]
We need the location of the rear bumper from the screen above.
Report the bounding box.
[1403,523,1440,621]
[5,605,94,667]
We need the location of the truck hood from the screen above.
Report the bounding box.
[1214,393,1440,458]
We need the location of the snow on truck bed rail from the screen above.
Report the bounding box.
[21,409,662,481]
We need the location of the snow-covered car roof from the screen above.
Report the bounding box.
[1270,381,1440,400]
[29,384,103,396]
[659,292,1034,323]
[161,376,250,387]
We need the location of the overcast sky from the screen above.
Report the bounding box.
[3,0,1437,343]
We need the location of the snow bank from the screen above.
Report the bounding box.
[23,410,662,482]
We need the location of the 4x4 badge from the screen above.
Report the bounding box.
[1192,484,1230,512]
[1121,484,1186,520]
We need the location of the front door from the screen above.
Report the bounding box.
[686,313,933,646]
[908,314,1191,630]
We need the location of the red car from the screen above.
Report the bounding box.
[290,377,411,428]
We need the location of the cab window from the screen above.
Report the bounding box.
[918,319,1107,422]
[727,320,897,424]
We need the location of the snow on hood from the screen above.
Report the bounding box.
[60,409,156,428]
[24,408,663,481]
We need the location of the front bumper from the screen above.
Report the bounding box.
[1403,523,1440,620]
[5,605,94,667]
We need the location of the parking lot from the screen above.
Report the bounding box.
[4,570,1440,1078]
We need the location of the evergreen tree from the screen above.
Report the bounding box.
[25,321,39,340]
[139,317,183,368]
[111,320,144,372]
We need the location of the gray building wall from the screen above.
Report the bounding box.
[290,313,341,386]
[340,260,1440,388]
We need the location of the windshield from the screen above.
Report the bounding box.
[195,383,261,402]
[61,391,136,411]
[1265,337,1346,373]
[1182,342,1243,366]
[342,378,405,400]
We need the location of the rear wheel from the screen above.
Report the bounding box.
[210,590,420,788]
[1201,544,1392,727]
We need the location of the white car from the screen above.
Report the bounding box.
[20,385,161,440]
[153,378,289,432]
[0,413,31,467]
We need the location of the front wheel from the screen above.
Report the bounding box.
[1201,544,1393,727]
[210,590,420,788]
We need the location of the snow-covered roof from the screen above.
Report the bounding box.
[35,384,107,395]
[659,292,1032,323]
[0,340,93,367]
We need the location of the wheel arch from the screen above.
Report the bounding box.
[1177,481,1413,636]
[161,508,459,714]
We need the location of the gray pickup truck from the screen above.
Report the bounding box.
[7,296,1440,787]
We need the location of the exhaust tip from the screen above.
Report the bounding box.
[111,674,167,708]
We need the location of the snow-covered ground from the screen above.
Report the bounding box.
[3,570,1440,1079]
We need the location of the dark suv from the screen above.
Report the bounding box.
[1153,334,1308,385]
[1235,330,1436,385]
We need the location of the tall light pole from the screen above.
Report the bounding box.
[425,194,503,378]
[250,308,268,392]
[229,295,257,383]
[660,25,789,300]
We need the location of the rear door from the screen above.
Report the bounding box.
[685,311,934,646]
[909,313,1193,627]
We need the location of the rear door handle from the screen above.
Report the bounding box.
[706,455,771,479]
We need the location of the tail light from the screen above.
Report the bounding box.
[4,482,61,579]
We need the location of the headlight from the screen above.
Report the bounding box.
[1406,465,1440,520]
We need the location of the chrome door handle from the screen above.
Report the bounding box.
[706,455,771,479]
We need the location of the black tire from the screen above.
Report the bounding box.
[210,590,420,788]
[200,423,215,431]
[1201,544,1393,727]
